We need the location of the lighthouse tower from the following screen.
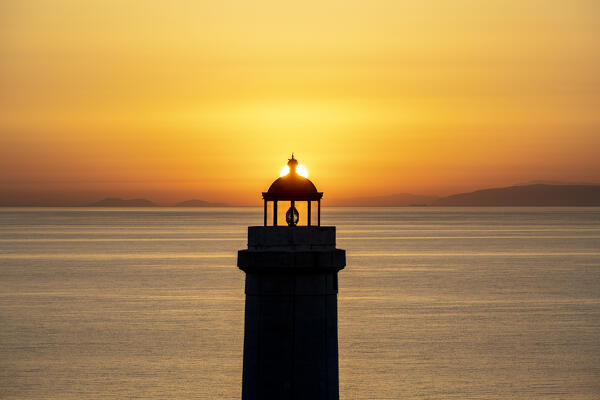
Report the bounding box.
[237,155,346,400]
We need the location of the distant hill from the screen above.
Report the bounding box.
[175,199,229,207]
[433,184,600,206]
[332,193,439,207]
[89,198,157,207]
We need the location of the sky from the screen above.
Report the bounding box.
[1,0,599,205]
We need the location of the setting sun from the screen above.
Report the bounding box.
[280,164,309,178]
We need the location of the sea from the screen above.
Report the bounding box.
[0,207,599,399]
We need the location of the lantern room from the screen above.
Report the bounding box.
[262,155,323,226]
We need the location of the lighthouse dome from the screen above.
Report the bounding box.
[262,155,323,201]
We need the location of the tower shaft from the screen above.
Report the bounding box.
[238,226,345,400]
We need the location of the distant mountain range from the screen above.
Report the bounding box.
[330,184,600,207]
[331,193,439,207]
[432,184,600,206]
[5,184,600,207]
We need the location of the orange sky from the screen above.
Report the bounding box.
[1,1,599,205]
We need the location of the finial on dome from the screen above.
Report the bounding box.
[287,153,298,173]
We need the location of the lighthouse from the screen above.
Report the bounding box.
[237,155,346,400]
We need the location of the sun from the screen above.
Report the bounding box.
[296,164,308,178]
[280,164,309,178]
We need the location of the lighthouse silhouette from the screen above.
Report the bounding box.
[237,155,346,400]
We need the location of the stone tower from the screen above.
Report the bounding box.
[237,155,346,400]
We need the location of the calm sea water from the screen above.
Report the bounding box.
[1,207,599,399]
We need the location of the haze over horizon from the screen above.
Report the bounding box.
[1,1,599,205]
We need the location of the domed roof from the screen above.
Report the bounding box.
[262,155,323,201]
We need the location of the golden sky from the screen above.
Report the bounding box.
[1,1,599,205]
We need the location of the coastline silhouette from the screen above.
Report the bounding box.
[3,183,599,207]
